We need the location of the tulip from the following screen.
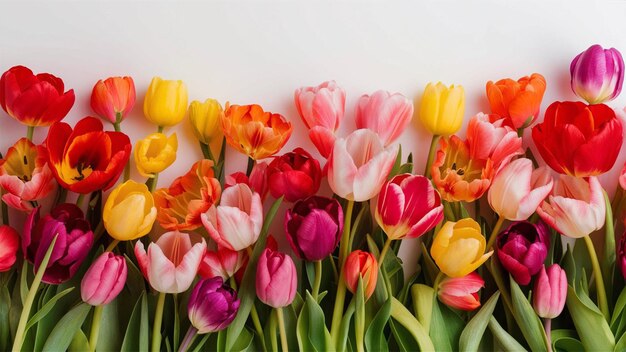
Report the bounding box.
[432,113,523,202]
[134,132,178,177]
[90,76,136,124]
[134,231,206,293]
[437,272,484,311]
[486,73,547,129]
[0,225,19,272]
[202,183,263,251]
[533,264,567,319]
[103,180,157,241]
[143,77,188,127]
[536,172,605,238]
[256,248,297,308]
[620,162,626,191]
[154,159,221,231]
[431,218,493,278]
[267,148,321,202]
[198,245,247,281]
[23,204,94,284]
[225,161,269,200]
[81,252,127,305]
[0,138,56,211]
[46,116,131,194]
[570,44,624,104]
[0,65,75,126]
[355,90,414,146]
[188,98,224,145]
[496,221,550,285]
[285,196,343,261]
[188,277,240,333]
[375,174,443,240]
[488,158,553,221]
[328,129,398,202]
[294,81,345,158]
[344,250,378,300]
[532,101,623,177]
[618,234,626,280]
[419,82,465,136]
[221,104,292,160]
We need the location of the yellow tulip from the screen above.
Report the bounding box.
[143,77,188,127]
[430,218,492,277]
[103,180,157,241]
[419,82,465,136]
[188,99,224,145]
[134,132,178,177]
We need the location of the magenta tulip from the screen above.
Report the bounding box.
[437,272,484,311]
[496,221,549,285]
[375,174,443,240]
[81,252,127,306]
[188,277,240,334]
[0,225,19,272]
[285,196,343,261]
[570,44,624,104]
[23,204,94,284]
[256,248,297,308]
[533,264,567,319]
[355,90,414,146]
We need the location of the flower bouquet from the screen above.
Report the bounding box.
[0,43,625,352]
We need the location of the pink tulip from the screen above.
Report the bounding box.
[256,248,297,308]
[202,183,263,251]
[533,264,567,319]
[327,129,398,202]
[0,225,19,272]
[375,174,443,240]
[355,90,414,146]
[437,272,484,311]
[536,171,605,238]
[570,44,624,104]
[620,162,626,191]
[488,158,553,221]
[81,252,127,305]
[134,231,206,293]
[198,245,247,281]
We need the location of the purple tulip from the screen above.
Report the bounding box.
[23,204,94,284]
[570,44,624,104]
[81,252,127,305]
[188,277,240,334]
[284,196,343,261]
[256,248,297,308]
[533,264,567,319]
[496,221,549,286]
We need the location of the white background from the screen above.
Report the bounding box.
[2,1,626,265]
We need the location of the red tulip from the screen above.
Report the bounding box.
[46,117,131,194]
[91,76,136,124]
[0,65,75,126]
[267,148,321,202]
[0,225,19,272]
[532,101,623,177]
[437,272,484,311]
[198,245,248,281]
[344,250,378,300]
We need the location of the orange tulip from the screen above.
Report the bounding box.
[221,104,292,160]
[486,73,546,129]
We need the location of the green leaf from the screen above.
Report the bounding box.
[121,291,149,352]
[365,298,391,352]
[355,278,365,352]
[96,298,122,351]
[336,300,355,352]
[420,242,439,284]
[551,330,583,352]
[488,316,527,351]
[411,284,433,334]
[296,291,332,351]
[566,285,615,351]
[510,276,549,352]
[430,297,462,351]
[25,287,74,332]
[389,319,417,352]
[230,327,255,352]
[42,303,91,351]
[602,191,615,304]
[611,287,626,337]
[0,284,10,351]
[68,328,90,352]
[459,292,500,352]
[388,145,403,179]
[389,297,434,351]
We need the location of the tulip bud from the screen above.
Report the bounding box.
[419,82,465,136]
[103,180,157,241]
[294,80,345,131]
[143,77,188,127]
[355,90,414,146]
[533,264,567,319]
[437,272,484,311]
[0,225,19,272]
[285,196,343,261]
[90,76,136,124]
[496,221,550,285]
[134,132,178,177]
[188,99,224,145]
[344,250,378,300]
[256,248,297,308]
[267,148,322,202]
[81,252,127,306]
[188,277,240,334]
[570,44,624,104]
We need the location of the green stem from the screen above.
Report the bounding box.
[105,240,120,253]
[76,193,86,207]
[246,157,255,177]
[433,272,445,292]
[354,297,364,352]
[486,215,505,251]
[158,125,164,133]
[148,173,159,193]
[12,235,58,352]
[250,304,267,352]
[328,254,338,281]
[339,200,355,267]
[543,318,552,352]
[56,187,68,204]
[199,142,214,161]
[269,310,278,352]
[26,125,35,141]
[276,307,289,352]
[151,292,166,352]
[378,238,393,268]
[312,260,322,301]
[177,326,198,352]
[174,293,180,352]
[89,305,104,352]
[424,135,440,178]
[583,235,609,320]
